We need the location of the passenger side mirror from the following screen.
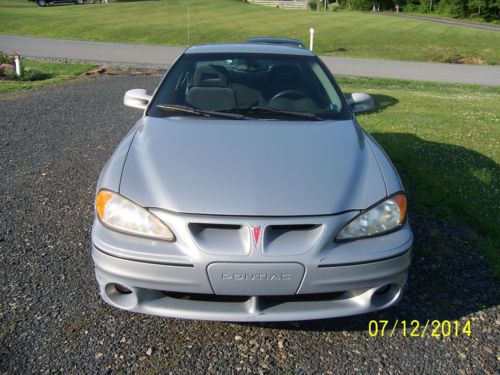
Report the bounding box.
[124,89,152,110]
[348,93,374,113]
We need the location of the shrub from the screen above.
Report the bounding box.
[1,66,17,80]
[21,69,52,82]
[418,0,432,13]
[317,0,329,10]
[436,0,464,18]
[0,52,15,65]
[0,52,53,82]
[107,0,160,2]
[344,0,372,11]
[330,3,340,11]
[309,0,318,10]
[0,52,16,78]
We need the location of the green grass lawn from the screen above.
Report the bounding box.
[0,59,94,94]
[337,77,499,276]
[401,11,500,26]
[0,0,499,64]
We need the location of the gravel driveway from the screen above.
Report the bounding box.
[0,76,498,374]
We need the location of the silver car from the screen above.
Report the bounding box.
[91,43,412,321]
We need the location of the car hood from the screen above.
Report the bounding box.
[120,117,387,216]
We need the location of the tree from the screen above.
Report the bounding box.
[469,0,487,14]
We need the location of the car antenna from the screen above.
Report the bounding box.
[187,0,190,46]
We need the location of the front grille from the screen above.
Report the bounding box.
[261,291,346,303]
[264,224,324,255]
[165,292,249,303]
[187,221,324,256]
[190,223,242,231]
[188,222,250,255]
[163,291,347,303]
[267,224,319,231]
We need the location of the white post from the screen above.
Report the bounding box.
[309,27,315,51]
[14,56,21,77]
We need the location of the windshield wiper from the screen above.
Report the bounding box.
[157,104,246,120]
[234,106,322,121]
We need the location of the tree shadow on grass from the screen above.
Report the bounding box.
[251,132,499,332]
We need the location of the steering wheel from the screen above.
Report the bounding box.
[269,90,308,103]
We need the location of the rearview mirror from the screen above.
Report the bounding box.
[347,93,374,113]
[124,89,152,110]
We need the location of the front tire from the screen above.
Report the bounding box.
[75,0,84,4]
[36,0,47,6]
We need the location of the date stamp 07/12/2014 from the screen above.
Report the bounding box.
[368,320,472,338]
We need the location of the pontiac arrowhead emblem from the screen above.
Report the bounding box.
[251,226,262,246]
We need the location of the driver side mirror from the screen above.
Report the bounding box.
[347,93,374,113]
[124,89,152,110]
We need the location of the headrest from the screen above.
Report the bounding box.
[193,65,228,87]
[270,65,302,82]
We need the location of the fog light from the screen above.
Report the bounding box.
[104,283,137,309]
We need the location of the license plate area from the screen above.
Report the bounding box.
[207,263,305,296]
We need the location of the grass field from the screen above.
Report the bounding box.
[0,60,94,94]
[0,0,499,64]
[401,11,500,25]
[337,77,499,276]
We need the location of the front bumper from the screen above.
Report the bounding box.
[91,210,413,322]
[94,245,410,321]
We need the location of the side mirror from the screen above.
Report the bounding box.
[124,89,152,110]
[347,93,374,113]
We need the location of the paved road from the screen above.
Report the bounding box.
[1,34,500,85]
[379,12,500,31]
[0,75,498,373]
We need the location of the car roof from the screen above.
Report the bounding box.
[185,43,314,57]
[246,37,305,48]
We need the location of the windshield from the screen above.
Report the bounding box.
[148,53,350,120]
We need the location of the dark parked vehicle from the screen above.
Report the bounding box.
[36,0,84,6]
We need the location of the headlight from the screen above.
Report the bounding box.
[336,194,407,241]
[96,190,175,241]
